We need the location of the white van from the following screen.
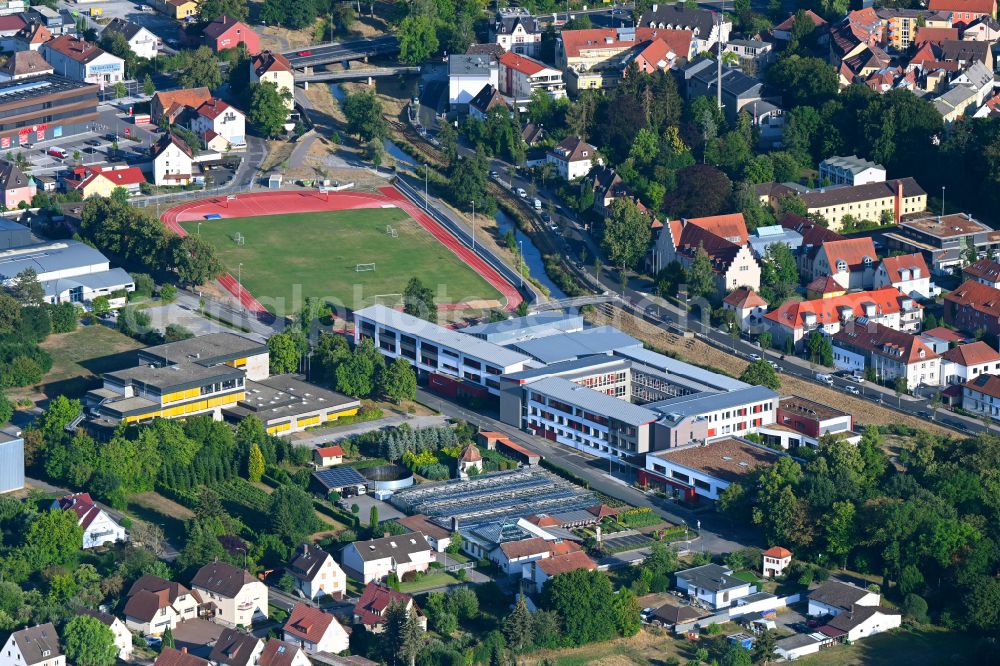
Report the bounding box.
[815,373,834,386]
[516,187,526,198]
[533,198,542,211]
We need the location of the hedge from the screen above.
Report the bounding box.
[541,458,590,489]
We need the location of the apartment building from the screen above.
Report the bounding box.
[818,155,886,186]
[757,178,927,231]
[250,51,294,109]
[876,8,952,49]
[944,279,1000,337]
[490,8,542,56]
[831,319,941,389]
[809,237,878,290]
[885,212,1000,274]
[873,252,936,299]
[963,257,1000,288]
[499,52,565,101]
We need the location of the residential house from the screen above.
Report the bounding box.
[0,50,53,81]
[353,583,425,633]
[587,165,632,218]
[80,610,131,661]
[650,604,704,630]
[933,82,981,121]
[683,60,764,121]
[757,178,927,231]
[632,33,692,75]
[806,275,846,300]
[156,648,209,666]
[152,87,213,125]
[499,52,564,101]
[675,564,754,610]
[807,579,881,617]
[208,629,263,666]
[149,0,198,20]
[961,15,1000,39]
[764,287,923,350]
[779,213,845,278]
[762,547,792,578]
[313,445,344,468]
[448,54,498,105]
[757,395,855,450]
[40,35,124,87]
[811,237,878,290]
[0,160,35,209]
[124,575,201,635]
[928,0,996,27]
[546,136,596,181]
[0,14,26,52]
[919,326,969,353]
[468,83,507,121]
[877,8,952,49]
[152,133,195,186]
[490,8,542,56]
[101,18,158,59]
[11,22,50,52]
[723,288,768,333]
[494,537,581,575]
[525,550,598,592]
[395,514,453,552]
[913,25,961,45]
[773,10,827,41]
[873,253,935,299]
[643,437,782,502]
[723,39,773,73]
[940,340,1000,384]
[831,319,940,389]
[285,543,345,601]
[819,606,902,642]
[66,165,147,199]
[341,533,434,583]
[961,372,1000,418]
[190,562,269,627]
[203,16,259,54]
[283,603,349,655]
[829,9,883,75]
[259,640,309,666]
[654,213,761,294]
[557,27,692,92]
[638,4,731,52]
[190,98,246,149]
[0,624,62,666]
[964,257,1000,288]
[51,492,128,549]
[886,212,999,274]
[945,279,1000,337]
[819,155,886,186]
[251,51,294,110]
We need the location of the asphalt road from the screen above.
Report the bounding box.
[283,36,400,69]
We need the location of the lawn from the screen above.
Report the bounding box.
[181,209,501,313]
[34,323,143,399]
[791,626,981,666]
[397,571,462,593]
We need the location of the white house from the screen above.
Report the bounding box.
[675,564,754,610]
[101,18,158,59]
[0,624,63,666]
[818,155,886,187]
[282,603,350,655]
[722,288,768,332]
[807,580,880,617]
[961,372,1000,419]
[810,238,877,291]
[831,320,940,390]
[209,629,263,666]
[498,51,565,101]
[873,253,936,299]
[491,8,542,56]
[285,543,346,601]
[940,341,1000,385]
[40,35,124,87]
[448,54,498,105]
[190,99,246,149]
[546,136,596,181]
[761,547,792,578]
[51,493,127,549]
[341,533,434,583]
[820,606,901,642]
[152,133,195,186]
[526,550,597,593]
[81,610,132,661]
[259,640,309,666]
[250,51,295,110]
[124,575,201,635]
[493,537,581,575]
[190,562,269,627]
[312,445,344,468]
[918,326,968,354]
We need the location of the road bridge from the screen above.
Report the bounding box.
[282,35,399,68]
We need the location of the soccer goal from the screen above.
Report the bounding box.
[233,232,245,246]
[385,225,398,238]
[355,263,376,272]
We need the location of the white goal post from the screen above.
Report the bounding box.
[355,263,376,272]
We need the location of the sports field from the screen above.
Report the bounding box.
[181,208,500,314]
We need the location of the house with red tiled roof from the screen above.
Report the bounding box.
[765,287,923,350]
[874,252,936,299]
[929,0,996,26]
[829,9,883,78]
[51,493,127,549]
[494,537,582,574]
[313,445,344,468]
[353,583,426,633]
[499,51,565,100]
[723,287,768,332]
[654,213,760,295]
[944,279,1000,337]
[962,372,1000,418]
[526,550,597,592]
[810,237,878,290]
[762,546,792,577]
[940,340,1000,385]
[251,50,294,109]
[779,213,845,276]
[259,639,309,666]
[155,647,209,666]
[152,133,195,186]
[203,15,259,54]
[11,21,50,52]
[190,98,246,149]
[556,27,693,92]
[806,275,846,300]
[773,10,827,41]
[918,326,969,353]
[151,87,213,125]
[962,257,1000,288]
[831,318,940,389]
[64,165,147,199]
[283,603,349,654]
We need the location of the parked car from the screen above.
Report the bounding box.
[640,608,656,623]
[846,386,860,395]
[47,147,68,159]
[815,373,834,386]
[533,198,542,210]
[516,188,526,198]
[489,170,498,178]
[540,213,550,222]
[749,353,761,362]
[298,49,313,56]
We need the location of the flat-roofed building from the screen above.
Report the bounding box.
[757,396,855,449]
[885,212,999,274]
[462,312,583,345]
[758,178,927,231]
[819,155,886,186]
[139,332,270,381]
[641,437,784,501]
[224,374,361,436]
[0,75,98,147]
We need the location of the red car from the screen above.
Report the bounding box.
[298,50,312,56]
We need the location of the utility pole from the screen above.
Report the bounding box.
[471,199,475,252]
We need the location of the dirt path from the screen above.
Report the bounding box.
[586,308,954,437]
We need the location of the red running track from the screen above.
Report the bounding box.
[159,189,522,317]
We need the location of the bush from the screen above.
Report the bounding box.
[131,273,154,298]
[903,593,929,623]
[159,284,177,302]
[47,302,78,333]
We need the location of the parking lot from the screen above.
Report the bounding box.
[601,533,654,551]
[58,0,185,43]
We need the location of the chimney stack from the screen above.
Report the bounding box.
[181,648,188,654]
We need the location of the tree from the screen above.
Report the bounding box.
[247,444,265,482]
[143,74,155,96]
[343,89,386,141]
[10,268,45,306]
[543,569,617,645]
[268,332,301,374]
[369,505,379,531]
[403,277,436,322]
[503,597,533,653]
[664,164,732,218]
[739,359,781,390]
[902,593,929,624]
[825,501,856,566]
[686,245,717,301]
[759,242,799,303]
[602,198,650,279]
[752,629,777,665]
[198,0,247,22]
[381,357,416,403]
[162,627,175,649]
[894,376,908,406]
[0,390,12,426]
[63,615,117,666]
[269,485,318,544]
[26,508,84,569]
[0,293,19,333]
[174,234,223,285]
[766,55,838,108]
[178,47,223,90]
[249,82,290,138]
[398,14,438,64]
[720,644,752,666]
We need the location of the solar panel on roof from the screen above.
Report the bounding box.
[0,80,50,98]
[313,467,366,489]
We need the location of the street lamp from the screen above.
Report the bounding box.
[470,199,475,252]
[197,222,202,236]
[424,166,428,210]
[518,240,524,288]
[237,262,243,312]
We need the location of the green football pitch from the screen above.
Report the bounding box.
[181,208,500,315]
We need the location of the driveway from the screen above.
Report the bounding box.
[342,496,403,526]
[144,302,235,338]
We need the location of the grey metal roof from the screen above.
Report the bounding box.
[648,385,778,419]
[676,564,748,593]
[344,533,430,562]
[0,240,109,281]
[612,347,750,391]
[748,228,802,257]
[526,376,657,426]
[42,267,133,297]
[505,354,628,382]
[449,54,497,77]
[312,466,366,491]
[776,633,822,650]
[510,326,642,364]
[354,304,530,368]
[229,374,359,424]
[140,331,267,367]
[106,362,244,394]
[463,312,583,344]
[819,155,884,174]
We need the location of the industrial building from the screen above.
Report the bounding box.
[0,75,99,148]
[0,240,134,306]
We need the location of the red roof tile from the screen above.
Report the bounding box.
[963,372,1000,398]
[821,238,877,272]
[763,546,792,558]
[536,550,597,576]
[723,287,767,309]
[832,320,937,364]
[941,341,1000,366]
[806,275,844,294]
[913,26,960,44]
[775,9,827,31]
[963,258,1000,282]
[945,279,1000,318]
[354,583,416,627]
[284,603,335,644]
[921,326,966,342]
[879,253,929,283]
[764,288,917,331]
[928,0,996,15]
[315,445,344,458]
[499,51,550,76]
[559,27,692,59]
